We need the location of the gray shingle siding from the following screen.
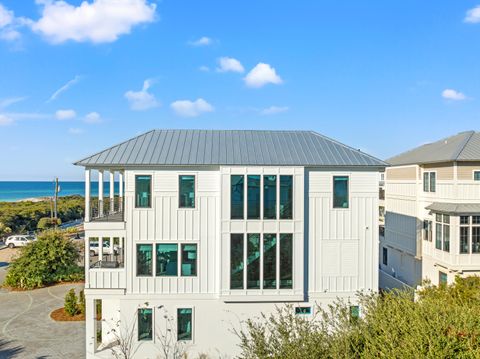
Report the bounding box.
[74,129,386,167]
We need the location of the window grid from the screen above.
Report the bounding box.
[423,171,436,193]
[435,214,450,252]
[459,216,480,254]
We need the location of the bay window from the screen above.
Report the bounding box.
[459,215,480,254]
[435,214,450,252]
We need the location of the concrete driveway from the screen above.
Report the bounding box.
[0,269,85,359]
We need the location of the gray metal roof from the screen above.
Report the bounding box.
[387,131,480,166]
[74,129,386,167]
[426,202,480,215]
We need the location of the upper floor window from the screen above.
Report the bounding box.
[459,215,480,254]
[156,244,178,276]
[263,175,277,219]
[231,175,244,219]
[138,308,153,341]
[333,176,349,208]
[435,214,450,252]
[474,171,480,181]
[423,171,436,192]
[137,244,153,276]
[423,220,432,242]
[179,175,195,208]
[279,176,293,219]
[247,175,261,219]
[181,244,197,276]
[135,175,151,208]
[230,233,293,290]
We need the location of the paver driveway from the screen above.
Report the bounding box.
[0,268,85,359]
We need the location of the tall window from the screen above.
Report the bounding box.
[138,308,153,341]
[230,234,244,289]
[247,234,260,289]
[247,175,261,219]
[474,171,480,181]
[423,220,432,241]
[181,244,197,276]
[473,216,480,254]
[435,214,450,252]
[177,308,193,341]
[280,234,293,289]
[279,176,293,219]
[135,175,151,208]
[333,176,349,208]
[231,175,244,219]
[263,234,277,289]
[137,244,153,276]
[382,247,388,266]
[156,244,178,276]
[423,171,436,192]
[263,175,277,219]
[179,175,195,208]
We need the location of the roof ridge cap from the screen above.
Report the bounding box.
[452,131,475,160]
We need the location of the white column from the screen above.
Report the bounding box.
[85,296,96,357]
[119,171,124,212]
[109,171,115,213]
[85,169,91,222]
[98,170,104,217]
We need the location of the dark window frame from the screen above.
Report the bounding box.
[177,308,193,341]
[135,175,152,208]
[137,308,153,341]
[179,175,196,209]
[136,243,153,277]
[333,176,349,209]
[155,243,179,277]
[230,175,245,220]
[180,243,198,277]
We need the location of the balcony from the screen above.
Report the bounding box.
[90,197,124,223]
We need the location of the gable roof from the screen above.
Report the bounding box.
[387,131,480,166]
[74,129,386,168]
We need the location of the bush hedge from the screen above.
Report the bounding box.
[3,230,84,290]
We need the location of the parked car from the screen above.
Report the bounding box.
[89,241,119,257]
[5,235,37,248]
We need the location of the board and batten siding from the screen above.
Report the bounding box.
[124,169,221,296]
[307,169,379,296]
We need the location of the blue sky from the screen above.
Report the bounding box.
[0,0,479,180]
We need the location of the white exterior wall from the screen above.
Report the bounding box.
[381,163,480,289]
[85,166,380,358]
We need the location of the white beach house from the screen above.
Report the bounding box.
[75,129,386,358]
[380,131,480,289]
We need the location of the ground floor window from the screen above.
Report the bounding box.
[138,308,153,341]
[439,271,448,286]
[177,308,193,341]
[350,306,360,322]
[295,306,312,315]
[382,247,388,266]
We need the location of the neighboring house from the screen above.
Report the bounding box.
[74,129,385,358]
[380,131,480,290]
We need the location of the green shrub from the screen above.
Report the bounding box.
[37,217,61,230]
[78,289,85,315]
[64,288,79,316]
[236,276,480,359]
[3,230,84,289]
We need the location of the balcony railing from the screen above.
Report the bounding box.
[90,197,124,222]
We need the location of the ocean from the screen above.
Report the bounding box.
[0,181,119,202]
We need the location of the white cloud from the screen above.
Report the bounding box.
[30,0,156,44]
[189,36,212,47]
[124,79,160,111]
[216,57,244,73]
[465,5,480,23]
[0,114,14,126]
[84,112,102,123]
[55,109,76,120]
[244,63,283,88]
[442,89,467,101]
[0,3,23,42]
[260,106,289,115]
[48,75,81,102]
[199,65,210,72]
[0,4,14,28]
[68,127,84,135]
[0,97,26,109]
[170,98,214,117]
